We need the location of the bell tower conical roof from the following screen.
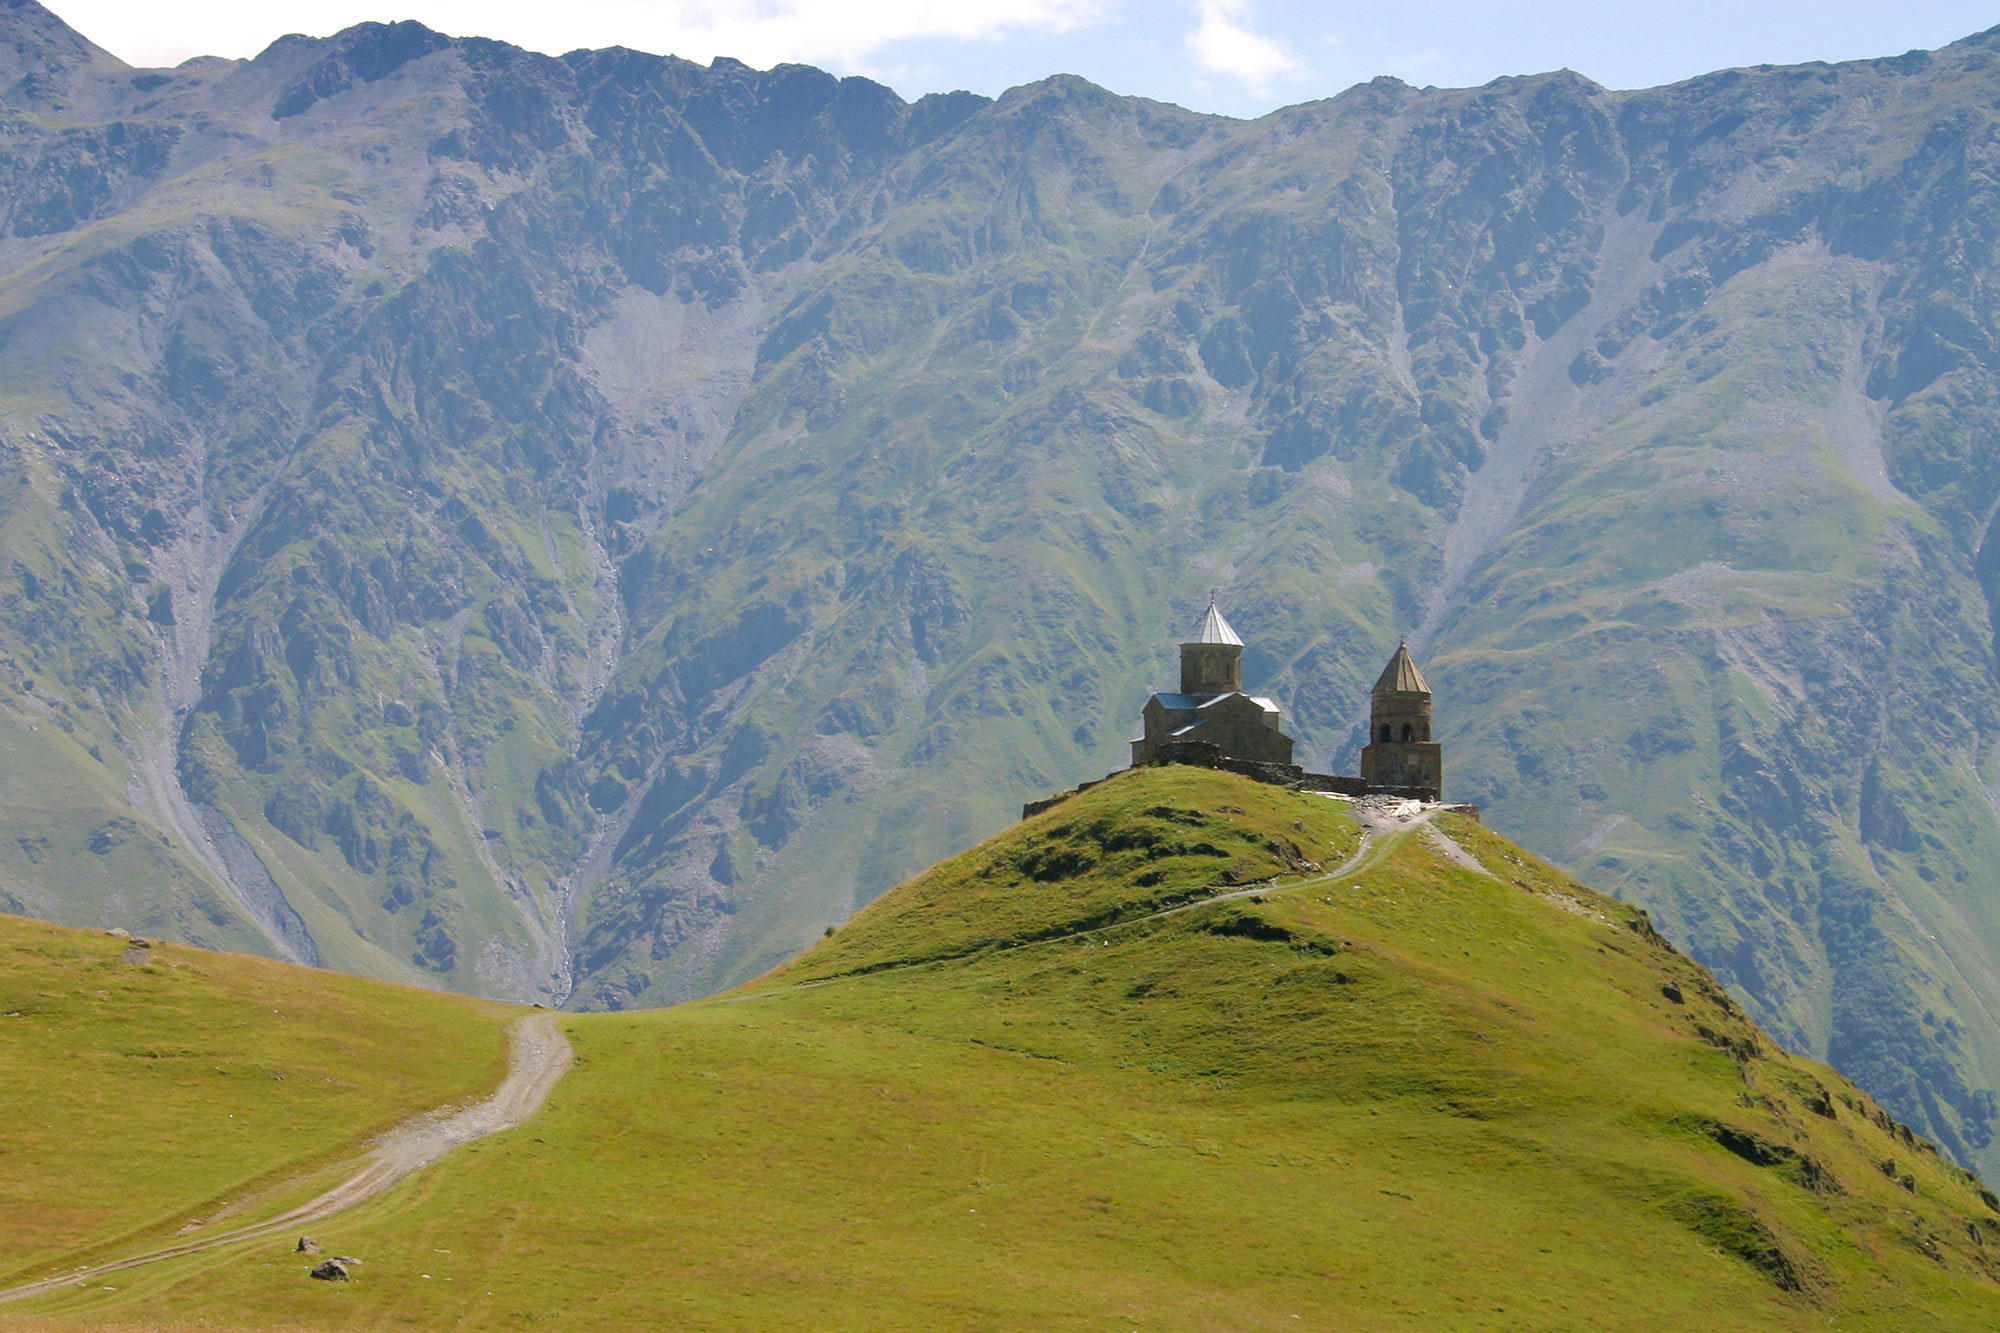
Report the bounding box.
[1372,640,1430,694]
[1183,601,1243,647]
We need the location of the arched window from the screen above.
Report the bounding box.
[1378,724,1392,743]
[1401,723,1413,742]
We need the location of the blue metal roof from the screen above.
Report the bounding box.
[1146,692,1207,711]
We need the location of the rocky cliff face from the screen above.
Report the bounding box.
[4,2,2000,1171]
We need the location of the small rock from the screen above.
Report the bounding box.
[104,928,129,939]
[308,1260,348,1282]
[1660,982,1684,1004]
[296,1237,322,1254]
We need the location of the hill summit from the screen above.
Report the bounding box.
[11,766,2000,1329]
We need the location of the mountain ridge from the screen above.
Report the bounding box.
[5,3,2000,1181]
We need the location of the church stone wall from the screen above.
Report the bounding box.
[1360,739,1442,800]
[1188,705,1294,767]
[1180,643,1242,694]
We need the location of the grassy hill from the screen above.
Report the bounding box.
[0,914,516,1296]
[6,766,2000,1329]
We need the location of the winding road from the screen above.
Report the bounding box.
[0,1011,571,1304]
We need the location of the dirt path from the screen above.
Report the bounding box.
[0,1012,571,1304]
[722,796,1454,1004]
[1121,794,1441,926]
[1421,823,1494,878]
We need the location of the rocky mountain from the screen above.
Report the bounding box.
[4,2,2000,1173]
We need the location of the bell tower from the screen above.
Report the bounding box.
[1360,641,1442,799]
[1179,601,1243,695]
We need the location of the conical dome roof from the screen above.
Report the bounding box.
[1182,601,1243,647]
[1372,641,1430,694]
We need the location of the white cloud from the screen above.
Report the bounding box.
[1184,0,1303,95]
[59,0,1109,74]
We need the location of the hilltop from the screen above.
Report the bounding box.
[6,767,2000,1330]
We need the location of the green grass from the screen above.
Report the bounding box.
[792,766,1363,977]
[9,770,2000,1329]
[0,711,255,957]
[0,914,517,1290]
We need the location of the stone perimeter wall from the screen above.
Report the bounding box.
[1022,744,1478,821]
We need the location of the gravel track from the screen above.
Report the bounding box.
[720,795,1457,1004]
[0,1011,571,1304]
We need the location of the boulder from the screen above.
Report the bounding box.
[296,1237,322,1254]
[308,1259,348,1281]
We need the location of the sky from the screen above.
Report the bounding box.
[45,0,2000,119]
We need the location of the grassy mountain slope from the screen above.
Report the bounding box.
[4,0,2000,1179]
[0,913,515,1290]
[12,768,2000,1330]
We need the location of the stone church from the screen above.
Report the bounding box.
[1128,603,1444,801]
[1129,603,1295,768]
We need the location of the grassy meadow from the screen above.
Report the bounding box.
[7,767,2000,1329]
[0,916,516,1291]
